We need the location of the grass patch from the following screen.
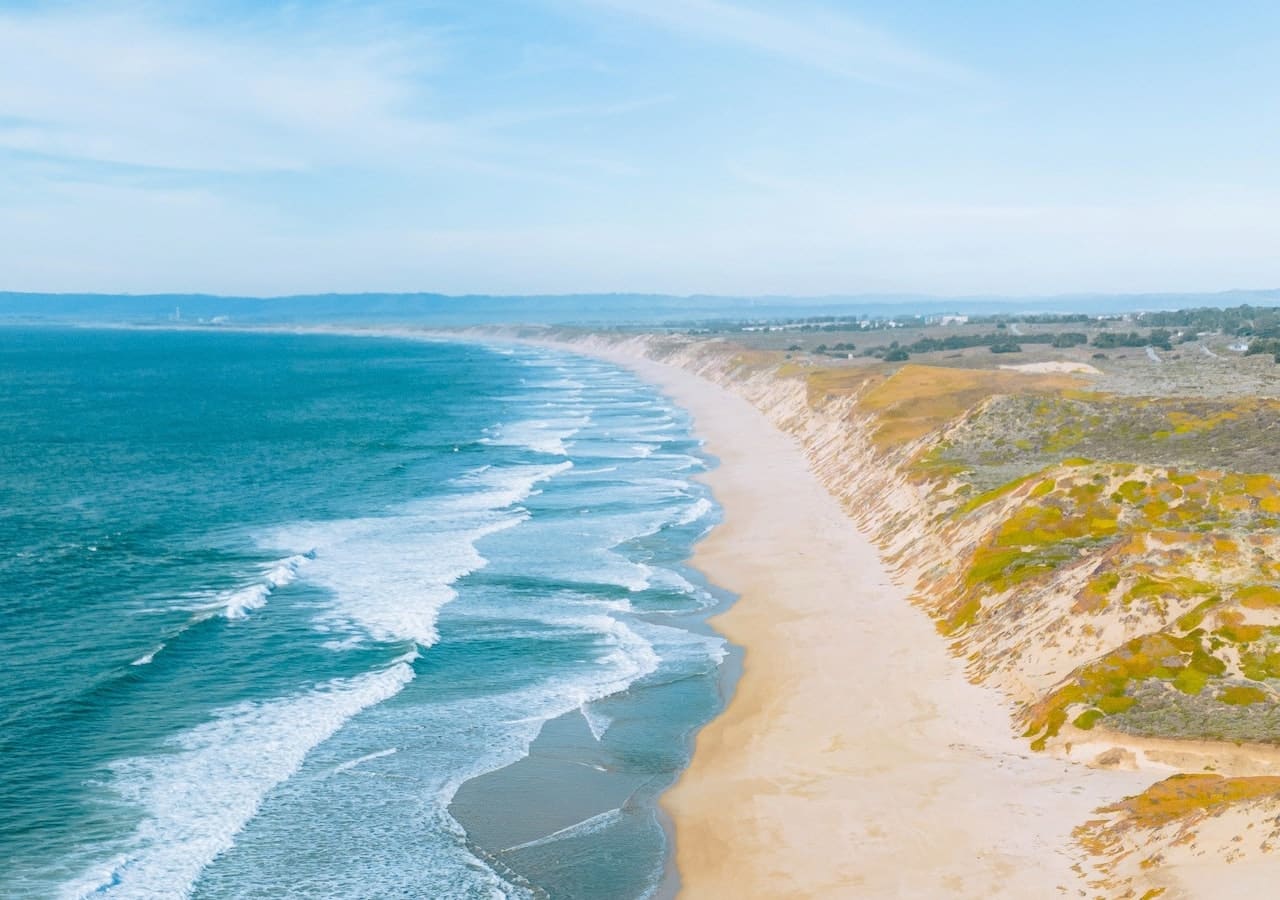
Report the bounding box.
[1172,666,1209,695]
[954,471,1041,516]
[1238,585,1280,609]
[1073,709,1104,730]
[1097,774,1280,829]
[1219,685,1269,706]
[855,364,1080,451]
[1024,632,1227,746]
[1176,597,1221,632]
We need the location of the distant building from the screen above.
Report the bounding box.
[926,314,969,326]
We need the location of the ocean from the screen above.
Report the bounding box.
[0,327,732,899]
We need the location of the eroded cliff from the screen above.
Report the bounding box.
[566,332,1280,898]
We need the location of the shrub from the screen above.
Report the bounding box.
[1051,332,1089,348]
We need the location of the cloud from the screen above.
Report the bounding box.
[462,94,676,131]
[0,3,674,193]
[2,2,1271,297]
[576,0,972,89]
[0,5,453,176]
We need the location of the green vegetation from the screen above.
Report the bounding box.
[861,330,1076,358]
[851,364,1080,452]
[781,339,1280,764]
[1051,332,1089,348]
[1093,774,1280,829]
[1136,304,1280,337]
[1219,685,1269,706]
[931,461,1280,745]
[916,393,1280,492]
[1244,337,1280,362]
[1092,329,1174,350]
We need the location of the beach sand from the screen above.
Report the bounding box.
[592,349,1153,899]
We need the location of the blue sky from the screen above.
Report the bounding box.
[2,1,1278,296]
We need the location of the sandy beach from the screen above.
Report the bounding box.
[587,349,1154,899]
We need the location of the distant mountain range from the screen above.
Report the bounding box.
[2,289,1278,327]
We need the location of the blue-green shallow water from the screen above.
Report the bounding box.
[0,327,731,899]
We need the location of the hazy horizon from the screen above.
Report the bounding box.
[4,286,1279,328]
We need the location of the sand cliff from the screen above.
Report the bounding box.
[562,332,1280,899]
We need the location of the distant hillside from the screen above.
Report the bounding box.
[1,289,1278,327]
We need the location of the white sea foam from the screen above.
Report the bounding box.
[630,419,678,434]
[319,636,364,652]
[62,658,416,900]
[630,476,695,497]
[529,377,585,391]
[654,452,703,470]
[267,515,501,648]
[457,613,662,761]
[450,460,573,510]
[223,553,312,620]
[483,482,709,594]
[675,497,715,526]
[582,597,634,613]
[333,747,399,774]
[483,416,590,456]
[580,703,614,742]
[569,465,619,476]
[589,615,661,679]
[130,647,163,667]
[629,619,727,674]
[132,555,314,668]
[500,808,625,853]
[265,462,571,648]
[647,568,700,596]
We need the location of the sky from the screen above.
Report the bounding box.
[2,0,1278,297]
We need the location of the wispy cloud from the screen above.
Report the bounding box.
[0,5,452,176]
[0,2,675,194]
[463,94,676,131]
[576,0,973,89]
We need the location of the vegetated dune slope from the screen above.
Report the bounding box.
[571,332,1280,899]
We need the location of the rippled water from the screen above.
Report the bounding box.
[0,327,730,899]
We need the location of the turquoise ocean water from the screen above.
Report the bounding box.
[0,327,730,899]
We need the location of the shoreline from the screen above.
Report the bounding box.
[31,322,1280,895]
[43,322,1165,894]
[584,344,1155,898]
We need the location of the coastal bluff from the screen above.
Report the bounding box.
[558,331,1280,899]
